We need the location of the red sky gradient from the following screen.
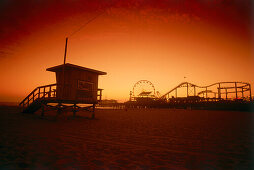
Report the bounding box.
[0,0,253,102]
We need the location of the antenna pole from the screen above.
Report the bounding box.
[64,37,68,64]
[62,37,68,99]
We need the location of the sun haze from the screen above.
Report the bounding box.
[0,0,252,103]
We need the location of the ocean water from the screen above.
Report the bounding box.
[0,107,253,169]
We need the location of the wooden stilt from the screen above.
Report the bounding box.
[91,104,95,119]
[73,104,77,117]
[57,103,62,115]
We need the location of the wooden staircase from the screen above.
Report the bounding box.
[19,84,57,113]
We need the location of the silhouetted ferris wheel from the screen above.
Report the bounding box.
[132,80,155,97]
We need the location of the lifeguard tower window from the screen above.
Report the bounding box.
[77,80,94,99]
[78,80,93,91]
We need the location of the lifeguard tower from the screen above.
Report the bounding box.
[19,12,109,117]
[19,63,106,117]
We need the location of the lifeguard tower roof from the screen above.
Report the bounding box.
[46,63,107,75]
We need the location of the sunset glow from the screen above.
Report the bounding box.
[0,0,252,102]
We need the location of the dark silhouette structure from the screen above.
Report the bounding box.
[127,81,253,111]
[19,63,106,117]
[129,80,158,101]
[161,82,251,101]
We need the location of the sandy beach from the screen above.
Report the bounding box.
[0,106,253,169]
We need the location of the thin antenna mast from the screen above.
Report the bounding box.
[62,37,68,98]
[63,37,68,64]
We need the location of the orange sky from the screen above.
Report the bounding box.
[0,0,253,102]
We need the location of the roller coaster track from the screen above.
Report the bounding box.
[160,81,251,100]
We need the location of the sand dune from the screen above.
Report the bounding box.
[0,106,253,169]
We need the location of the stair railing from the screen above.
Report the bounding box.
[19,84,57,111]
